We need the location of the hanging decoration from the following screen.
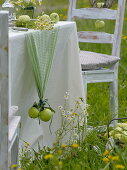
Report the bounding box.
[26,27,59,123]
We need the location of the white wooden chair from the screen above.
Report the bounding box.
[0,11,21,169]
[68,0,126,123]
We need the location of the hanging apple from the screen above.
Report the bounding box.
[95,20,105,28]
[97,2,104,8]
[28,107,39,118]
[28,99,55,123]
[39,108,53,122]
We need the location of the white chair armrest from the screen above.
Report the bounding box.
[9,116,21,150]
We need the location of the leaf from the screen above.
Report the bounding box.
[33,101,38,108]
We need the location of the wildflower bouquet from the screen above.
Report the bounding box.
[55,93,88,145]
[33,12,59,30]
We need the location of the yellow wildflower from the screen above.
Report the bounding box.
[11,164,18,168]
[115,164,125,169]
[103,150,110,156]
[61,144,67,148]
[102,157,110,163]
[107,155,112,159]
[111,156,119,161]
[44,154,54,159]
[122,35,127,40]
[71,144,79,148]
[17,168,22,170]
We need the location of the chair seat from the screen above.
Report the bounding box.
[80,51,120,70]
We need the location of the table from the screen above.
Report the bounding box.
[9,21,85,148]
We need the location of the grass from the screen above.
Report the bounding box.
[40,0,127,127]
[18,98,127,169]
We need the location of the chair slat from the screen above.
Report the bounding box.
[72,8,117,20]
[78,31,114,44]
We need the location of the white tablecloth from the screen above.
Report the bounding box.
[9,21,85,148]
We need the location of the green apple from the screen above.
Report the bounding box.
[40,109,53,122]
[95,20,105,28]
[40,14,50,22]
[18,15,30,23]
[28,107,39,118]
[50,13,59,23]
[97,2,104,8]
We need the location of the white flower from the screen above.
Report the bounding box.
[65,92,69,95]
[58,105,63,110]
[61,110,65,114]
[67,111,71,114]
[79,120,84,126]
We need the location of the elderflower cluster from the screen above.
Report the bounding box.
[34,16,54,30]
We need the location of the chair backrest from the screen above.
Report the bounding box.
[0,11,9,170]
[67,0,126,58]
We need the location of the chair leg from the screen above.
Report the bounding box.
[110,77,118,126]
[83,74,87,104]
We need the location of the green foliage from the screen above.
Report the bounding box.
[0,0,5,6]
[18,96,127,170]
[18,131,107,170]
[18,129,127,170]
